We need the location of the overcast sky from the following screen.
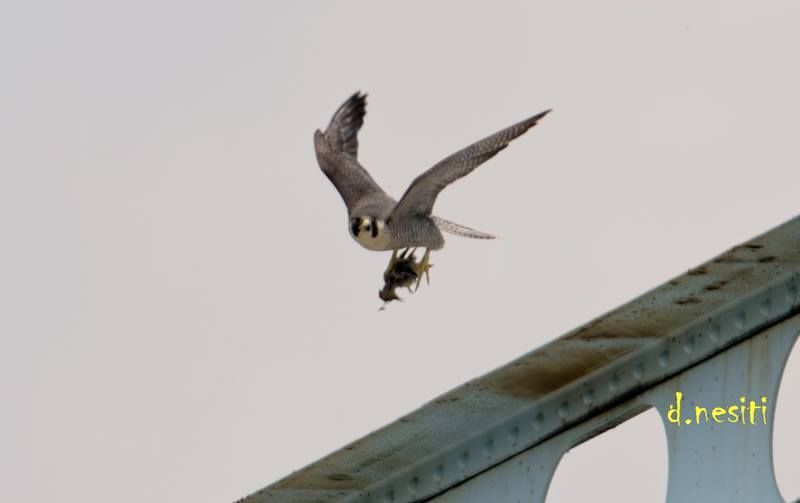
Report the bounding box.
[2,2,799,502]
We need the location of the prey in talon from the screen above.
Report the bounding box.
[314,91,550,301]
[379,249,422,306]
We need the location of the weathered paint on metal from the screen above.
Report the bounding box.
[239,215,800,503]
[429,316,798,502]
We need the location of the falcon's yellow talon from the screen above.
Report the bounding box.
[383,249,399,277]
[413,249,432,292]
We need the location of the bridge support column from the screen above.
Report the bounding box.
[651,315,798,503]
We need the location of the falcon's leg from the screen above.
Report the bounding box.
[383,249,399,277]
[413,249,432,292]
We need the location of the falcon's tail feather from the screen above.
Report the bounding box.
[431,216,496,240]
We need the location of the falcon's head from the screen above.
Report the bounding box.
[349,215,388,250]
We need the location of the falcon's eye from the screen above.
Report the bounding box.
[371,220,379,238]
[350,219,361,236]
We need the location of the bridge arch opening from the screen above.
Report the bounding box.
[774,331,800,502]
[546,407,667,502]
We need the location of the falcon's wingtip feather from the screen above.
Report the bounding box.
[527,108,552,125]
[323,91,370,158]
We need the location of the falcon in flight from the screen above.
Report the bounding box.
[314,92,550,291]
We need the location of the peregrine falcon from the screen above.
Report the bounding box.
[314,92,550,291]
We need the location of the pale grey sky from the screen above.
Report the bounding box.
[1,1,798,502]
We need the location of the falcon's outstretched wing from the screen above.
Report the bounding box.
[390,109,551,221]
[314,92,392,213]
